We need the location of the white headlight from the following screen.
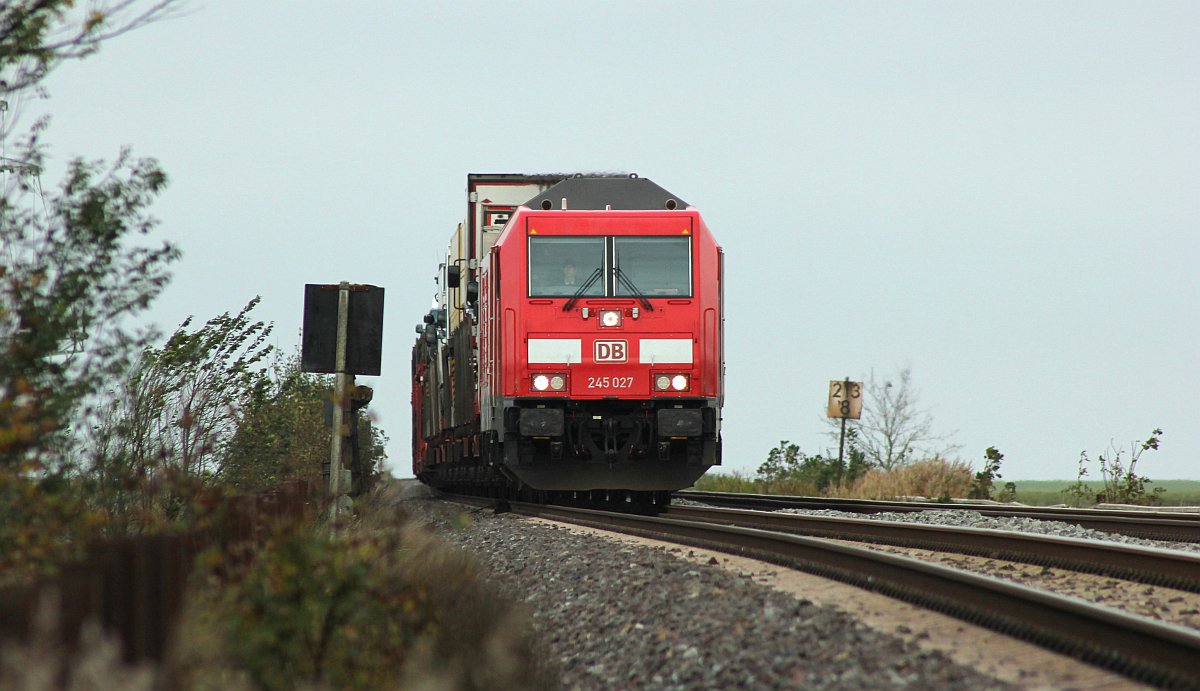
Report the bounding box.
[533,374,550,391]
[599,309,622,328]
[671,374,689,391]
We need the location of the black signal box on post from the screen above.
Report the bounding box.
[301,284,385,375]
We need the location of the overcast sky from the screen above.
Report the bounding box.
[24,1,1198,482]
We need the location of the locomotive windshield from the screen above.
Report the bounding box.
[528,237,605,297]
[528,236,692,298]
[614,237,691,297]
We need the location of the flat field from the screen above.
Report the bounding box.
[692,472,1200,507]
[1007,479,1200,507]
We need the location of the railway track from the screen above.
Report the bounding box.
[665,503,1200,593]
[677,489,1200,542]
[445,493,1200,687]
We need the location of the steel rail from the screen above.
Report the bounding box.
[676,490,1200,542]
[666,504,1200,593]
[445,494,1200,687]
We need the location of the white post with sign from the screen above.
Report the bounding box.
[329,282,351,530]
[827,378,863,476]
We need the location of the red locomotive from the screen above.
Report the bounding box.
[412,174,723,506]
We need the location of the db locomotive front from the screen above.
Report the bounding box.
[413,174,723,503]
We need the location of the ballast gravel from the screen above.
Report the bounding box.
[401,495,1012,690]
[768,506,1200,554]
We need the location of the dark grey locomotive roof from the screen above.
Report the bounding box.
[522,174,687,211]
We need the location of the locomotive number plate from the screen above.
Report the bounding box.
[593,340,628,363]
[586,376,635,390]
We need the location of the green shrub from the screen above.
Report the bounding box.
[0,468,106,585]
[179,512,554,690]
[998,482,1018,502]
[967,447,1004,500]
[754,440,870,495]
[1063,428,1166,506]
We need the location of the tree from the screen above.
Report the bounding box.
[1,140,178,469]
[848,367,958,471]
[1,0,185,469]
[138,298,274,478]
[84,299,273,518]
[82,309,395,530]
[1,2,182,101]
[0,0,183,577]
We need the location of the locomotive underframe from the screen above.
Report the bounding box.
[505,397,716,461]
[498,397,719,491]
[417,397,720,494]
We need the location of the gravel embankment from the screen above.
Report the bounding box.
[769,506,1200,554]
[400,494,1013,690]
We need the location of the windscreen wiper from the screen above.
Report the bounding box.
[562,267,603,311]
[614,267,654,312]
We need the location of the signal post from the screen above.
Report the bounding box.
[301,282,385,528]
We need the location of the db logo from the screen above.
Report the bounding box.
[594,340,627,363]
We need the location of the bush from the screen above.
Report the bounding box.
[0,469,106,585]
[1063,428,1166,507]
[221,350,388,496]
[831,456,975,501]
[967,447,1004,501]
[176,493,554,690]
[692,470,760,493]
[754,440,870,495]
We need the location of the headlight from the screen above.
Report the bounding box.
[532,374,567,392]
[654,374,690,392]
[599,309,622,328]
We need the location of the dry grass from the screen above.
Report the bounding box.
[829,456,975,501]
[692,471,823,496]
[0,590,158,691]
[696,456,978,501]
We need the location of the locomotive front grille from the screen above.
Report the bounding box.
[656,408,702,437]
[518,407,565,436]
